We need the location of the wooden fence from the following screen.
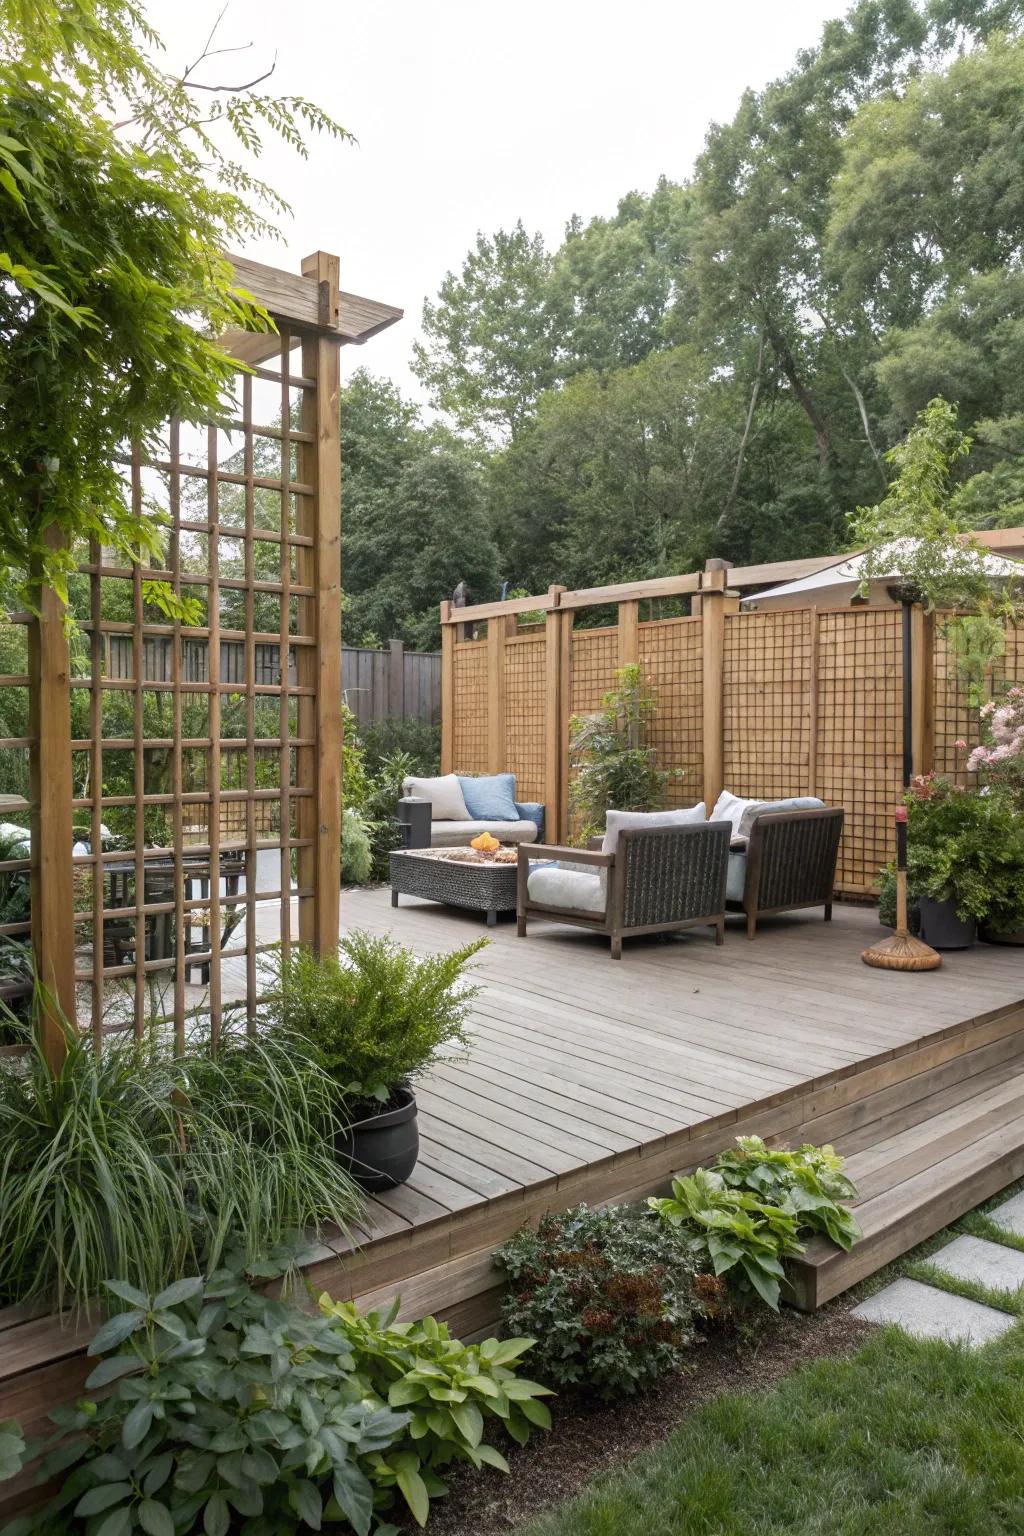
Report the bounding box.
[106,634,440,725]
[0,251,402,1063]
[439,571,1024,898]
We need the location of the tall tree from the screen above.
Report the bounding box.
[412,221,562,444]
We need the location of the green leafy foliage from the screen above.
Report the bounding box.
[264,930,485,1106]
[320,1297,551,1480]
[568,665,681,841]
[0,0,348,609]
[0,1020,359,1311]
[342,807,374,886]
[877,777,1024,931]
[1,1266,551,1534]
[496,1205,699,1398]
[650,1138,860,1310]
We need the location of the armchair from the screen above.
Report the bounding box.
[517,821,731,960]
[730,806,844,938]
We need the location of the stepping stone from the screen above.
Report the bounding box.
[989,1190,1024,1238]
[852,1278,1015,1346]
[929,1234,1024,1293]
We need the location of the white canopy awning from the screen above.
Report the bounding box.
[743,538,1024,605]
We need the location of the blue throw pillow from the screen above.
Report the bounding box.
[458,773,520,822]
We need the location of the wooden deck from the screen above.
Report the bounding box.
[4,891,1024,1513]
[303,889,1024,1330]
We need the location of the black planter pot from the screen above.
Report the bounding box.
[980,923,1024,946]
[917,896,976,951]
[336,1085,419,1193]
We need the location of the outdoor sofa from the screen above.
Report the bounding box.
[399,772,544,848]
[517,806,731,959]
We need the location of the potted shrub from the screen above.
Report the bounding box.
[267,931,485,1191]
[877,777,1024,949]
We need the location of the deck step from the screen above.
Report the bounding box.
[788,1051,1024,1310]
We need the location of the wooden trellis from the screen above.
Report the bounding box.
[440,566,1024,897]
[4,253,401,1062]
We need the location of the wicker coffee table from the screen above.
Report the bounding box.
[390,848,519,926]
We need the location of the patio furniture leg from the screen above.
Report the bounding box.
[715,916,725,946]
[391,888,399,908]
[610,932,622,960]
[824,902,833,922]
[486,909,497,927]
[746,911,758,940]
[517,913,526,938]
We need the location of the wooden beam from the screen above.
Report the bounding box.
[910,603,934,779]
[559,609,574,842]
[440,602,454,775]
[387,638,405,719]
[701,568,727,812]
[440,591,559,625]
[28,527,76,1065]
[559,572,702,611]
[297,252,342,955]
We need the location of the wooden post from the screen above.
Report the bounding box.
[28,528,77,1066]
[910,604,934,779]
[618,600,639,670]
[559,608,574,842]
[387,638,405,719]
[487,615,510,773]
[701,567,727,811]
[440,601,454,774]
[297,251,342,955]
[544,587,565,841]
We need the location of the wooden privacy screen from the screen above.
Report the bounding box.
[441,580,1023,898]
[1,252,401,1061]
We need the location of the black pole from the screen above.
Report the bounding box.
[901,599,913,788]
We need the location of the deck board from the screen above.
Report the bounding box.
[337,889,1024,1239]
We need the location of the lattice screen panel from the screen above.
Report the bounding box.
[64,331,318,1048]
[0,615,33,1043]
[723,611,814,801]
[452,641,488,774]
[816,609,903,896]
[570,627,618,716]
[639,618,703,805]
[503,635,546,803]
[932,623,973,785]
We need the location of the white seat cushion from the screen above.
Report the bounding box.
[402,774,470,820]
[527,865,606,915]
[711,791,763,839]
[429,818,539,847]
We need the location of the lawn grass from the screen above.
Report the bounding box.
[520,1322,1024,1536]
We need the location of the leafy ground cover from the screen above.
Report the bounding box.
[428,1179,1024,1536]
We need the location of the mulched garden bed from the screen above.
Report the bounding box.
[425,1301,871,1536]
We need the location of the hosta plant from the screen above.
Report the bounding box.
[320,1296,552,1503]
[496,1203,699,1398]
[1,1264,552,1535]
[650,1138,860,1310]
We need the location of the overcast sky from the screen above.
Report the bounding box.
[147,0,847,403]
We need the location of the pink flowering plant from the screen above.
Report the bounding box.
[963,687,1024,811]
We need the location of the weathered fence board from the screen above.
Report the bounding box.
[342,643,440,727]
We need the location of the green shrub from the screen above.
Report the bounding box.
[265,931,485,1108]
[568,664,681,841]
[359,717,440,779]
[496,1204,699,1398]
[342,806,374,885]
[3,1264,550,1534]
[0,1020,361,1312]
[650,1137,860,1310]
[876,778,1024,932]
[342,702,369,813]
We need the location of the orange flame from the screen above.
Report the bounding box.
[470,831,501,854]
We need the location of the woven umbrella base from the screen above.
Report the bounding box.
[862,931,942,971]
